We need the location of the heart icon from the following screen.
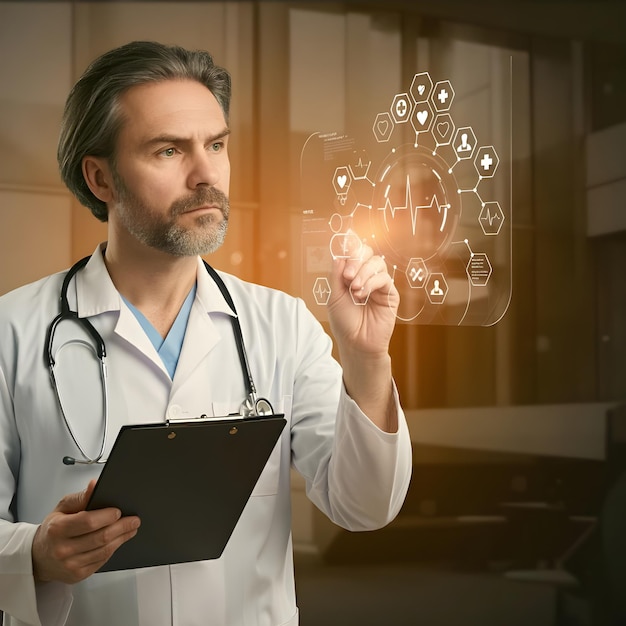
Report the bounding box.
[418,84,425,95]
[416,110,428,126]
[436,121,450,137]
[337,174,347,189]
[376,120,389,135]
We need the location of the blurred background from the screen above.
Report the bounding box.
[0,1,625,624]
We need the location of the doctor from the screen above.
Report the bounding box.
[0,41,412,626]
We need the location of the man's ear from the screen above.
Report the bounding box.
[82,156,115,203]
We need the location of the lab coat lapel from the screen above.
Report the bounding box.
[73,245,171,377]
[171,300,220,385]
[170,257,236,389]
[75,248,236,383]
[114,304,168,375]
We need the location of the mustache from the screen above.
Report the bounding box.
[170,187,230,217]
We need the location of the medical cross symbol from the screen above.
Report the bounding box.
[481,152,493,171]
[438,89,449,104]
[396,99,408,118]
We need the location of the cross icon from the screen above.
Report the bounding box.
[438,89,448,104]
[481,153,493,171]
[396,99,407,118]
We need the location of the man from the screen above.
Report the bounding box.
[0,41,412,626]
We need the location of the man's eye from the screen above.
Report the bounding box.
[211,142,223,152]
[161,147,176,157]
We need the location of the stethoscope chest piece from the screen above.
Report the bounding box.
[240,396,274,417]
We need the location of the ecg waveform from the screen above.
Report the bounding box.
[350,156,371,180]
[377,175,448,235]
[480,208,502,226]
[314,283,330,298]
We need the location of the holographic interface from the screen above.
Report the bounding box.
[300,70,512,326]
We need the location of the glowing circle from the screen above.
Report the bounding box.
[366,144,461,266]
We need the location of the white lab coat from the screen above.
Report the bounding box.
[0,245,412,626]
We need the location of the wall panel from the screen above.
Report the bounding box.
[0,3,73,296]
[0,190,71,295]
[0,2,71,189]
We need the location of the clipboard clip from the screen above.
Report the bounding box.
[165,395,275,426]
[166,415,220,425]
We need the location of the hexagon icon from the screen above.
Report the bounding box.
[350,286,371,307]
[426,273,448,304]
[405,258,428,289]
[452,126,477,160]
[330,231,362,260]
[312,277,331,306]
[391,93,412,124]
[433,113,455,146]
[431,80,455,113]
[466,252,492,286]
[410,72,433,103]
[474,146,499,178]
[479,202,505,235]
[373,112,394,142]
[332,166,352,197]
[349,149,371,181]
[410,100,434,136]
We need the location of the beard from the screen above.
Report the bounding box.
[111,167,229,257]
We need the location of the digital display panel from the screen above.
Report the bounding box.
[300,68,512,326]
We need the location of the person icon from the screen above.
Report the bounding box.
[430,279,444,296]
[456,132,472,153]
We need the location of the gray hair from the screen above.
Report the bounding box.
[57,40,232,221]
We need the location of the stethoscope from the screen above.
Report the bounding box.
[45,255,274,466]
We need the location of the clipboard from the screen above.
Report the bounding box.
[86,414,286,572]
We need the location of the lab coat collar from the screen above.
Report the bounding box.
[194,256,238,319]
[75,244,122,317]
[73,244,238,384]
[74,244,237,320]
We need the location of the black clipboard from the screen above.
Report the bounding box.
[86,414,286,572]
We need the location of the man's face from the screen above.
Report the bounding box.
[109,79,231,257]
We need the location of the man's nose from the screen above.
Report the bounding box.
[187,148,221,188]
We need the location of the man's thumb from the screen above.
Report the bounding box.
[55,479,97,514]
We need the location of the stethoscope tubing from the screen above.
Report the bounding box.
[46,254,271,465]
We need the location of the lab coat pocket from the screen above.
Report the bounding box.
[250,432,282,497]
[211,397,290,497]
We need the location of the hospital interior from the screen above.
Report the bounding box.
[0,1,625,624]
